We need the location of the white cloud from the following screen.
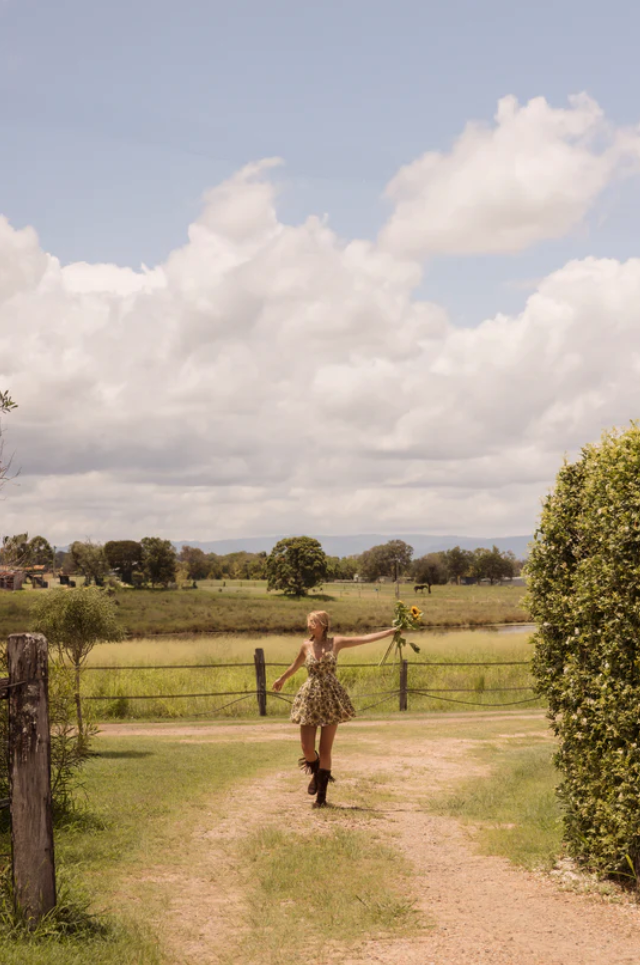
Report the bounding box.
[1,133,640,543]
[379,93,637,257]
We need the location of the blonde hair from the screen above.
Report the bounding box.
[307,610,330,641]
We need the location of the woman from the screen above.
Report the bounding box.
[272,611,396,807]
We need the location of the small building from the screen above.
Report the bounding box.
[0,568,24,591]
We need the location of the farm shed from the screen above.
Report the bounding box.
[0,568,24,591]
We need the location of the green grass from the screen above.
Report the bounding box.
[0,876,159,965]
[80,629,541,720]
[431,742,562,869]
[236,826,421,964]
[0,736,293,965]
[0,580,529,639]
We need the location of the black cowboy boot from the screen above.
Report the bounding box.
[298,752,320,794]
[313,768,334,808]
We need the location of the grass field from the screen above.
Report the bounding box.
[0,580,529,639]
[81,628,540,720]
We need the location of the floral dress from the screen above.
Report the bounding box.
[290,641,356,727]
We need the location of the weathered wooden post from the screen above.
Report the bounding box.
[7,633,56,923]
[399,659,408,712]
[254,647,267,717]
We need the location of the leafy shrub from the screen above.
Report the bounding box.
[31,588,123,747]
[528,424,640,877]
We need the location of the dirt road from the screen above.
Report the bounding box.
[101,716,639,965]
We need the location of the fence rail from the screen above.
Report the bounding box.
[80,650,540,717]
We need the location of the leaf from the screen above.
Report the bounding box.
[408,641,421,653]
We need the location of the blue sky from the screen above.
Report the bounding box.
[3,0,640,324]
[2,0,640,543]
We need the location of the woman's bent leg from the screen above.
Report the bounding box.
[300,725,317,762]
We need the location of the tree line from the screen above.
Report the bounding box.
[0,532,524,592]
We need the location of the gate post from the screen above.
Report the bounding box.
[7,633,56,923]
[399,659,408,712]
[254,648,267,717]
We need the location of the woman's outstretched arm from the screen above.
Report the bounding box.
[333,628,396,654]
[272,645,307,691]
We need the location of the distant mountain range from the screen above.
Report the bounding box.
[172,533,533,558]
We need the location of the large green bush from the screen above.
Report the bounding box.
[528,425,640,876]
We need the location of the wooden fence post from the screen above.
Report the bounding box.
[254,648,267,717]
[399,659,408,712]
[7,633,56,923]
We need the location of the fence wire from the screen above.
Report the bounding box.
[78,654,540,718]
[406,688,541,708]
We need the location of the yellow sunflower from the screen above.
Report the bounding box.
[410,605,421,619]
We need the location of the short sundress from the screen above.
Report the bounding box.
[290,640,356,727]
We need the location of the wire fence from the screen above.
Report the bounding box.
[79,649,543,719]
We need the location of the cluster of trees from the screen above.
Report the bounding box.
[354,539,522,590]
[412,545,522,591]
[0,532,54,568]
[66,538,178,587]
[178,546,268,581]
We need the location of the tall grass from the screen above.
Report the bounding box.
[82,629,542,720]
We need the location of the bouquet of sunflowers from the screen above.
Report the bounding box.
[380,600,422,664]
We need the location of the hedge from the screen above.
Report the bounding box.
[528,424,640,877]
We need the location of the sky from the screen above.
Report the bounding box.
[2,0,640,545]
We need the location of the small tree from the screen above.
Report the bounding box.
[472,545,513,585]
[31,588,123,747]
[141,536,177,587]
[443,546,472,583]
[528,424,640,877]
[70,540,110,585]
[358,540,414,582]
[412,553,447,593]
[266,536,328,596]
[0,532,30,567]
[104,539,143,584]
[179,545,210,581]
[29,534,54,567]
